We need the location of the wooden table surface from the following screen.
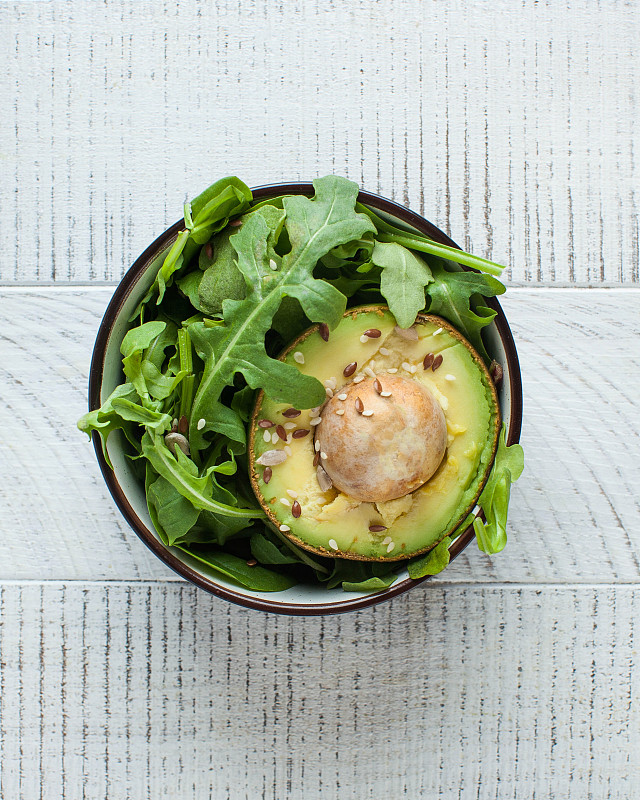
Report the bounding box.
[1,2,639,797]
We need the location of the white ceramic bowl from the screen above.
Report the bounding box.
[88,183,522,615]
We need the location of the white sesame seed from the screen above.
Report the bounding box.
[280,497,291,507]
[324,377,337,390]
[310,417,322,426]
[402,362,412,373]
[364,367,376,378]
[286,434,292,444]
[271,431,279,444]
[362,409,374,417]
[382,536,392,545]
[359,335,369,343]
[280,524,291,532]
[269,258,278,271]
[335,408,345,416]
[387,368,398,374]
[379,347,391,356]
[328,539,339,551]
[293,351,305,364]
[380,391,392,397]
[386,541,395,553]
[433,327,443,336]
[315,440,321,452]
[284,422,297,430]
[172,418,178,429]
[284,446,292,456]
[197,418,206,431]
[310,406,321,416]
[263,430,271,443]
[337,393,348,401]
[369,361,376,371]
[321,452,328,460]
[353,375,365,383]
[286,489,298,498]
[325,387,334,398]
[445,374,457,381]
[410,364,418,374]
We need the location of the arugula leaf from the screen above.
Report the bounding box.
[250,532,300,565]
[473,426,524,554]
[141,431,263,520]
[110,398,172,433]
[341,574,398,593]
[147,473,201,546]
[425,261,505,363]
[356,203,505,276]
[371,241,433,327]
[187,177,252,244]
[198,227,246,314]
[188,176,375,455]
[407,536,452,579]
[77,382,140,468]
[178,546,298,592]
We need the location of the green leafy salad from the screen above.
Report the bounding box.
[79,176,523,593]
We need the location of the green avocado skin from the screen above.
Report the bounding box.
[250,307,500,562]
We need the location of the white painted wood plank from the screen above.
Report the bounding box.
[1,287,639,583]
[0,583,637,798]
[1,1,638,285]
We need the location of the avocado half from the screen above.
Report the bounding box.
[248,306,501,562]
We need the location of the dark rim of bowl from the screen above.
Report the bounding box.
[89,182,523,616]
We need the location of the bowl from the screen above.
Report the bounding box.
[88,182,523,615]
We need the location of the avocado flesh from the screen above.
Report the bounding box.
[250,308,500,561]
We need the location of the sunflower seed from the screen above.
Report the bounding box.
[256,450,287,466]
[394,325,418,341]
[316,465,333,492]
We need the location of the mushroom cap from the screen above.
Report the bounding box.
[315,374,447,502]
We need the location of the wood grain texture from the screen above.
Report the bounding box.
[1,286,639,583]
[0,582,636,798]
[1,0,638,286]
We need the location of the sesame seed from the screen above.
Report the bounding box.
[197,418,206,430]
[263,430,271,443]
[271,432,279,444]
[328,539,339,551]
[410,364,418,374]
[285,434,292,444]
[445,374,456,381]
[280,497,291,507]
[335,408,345,416]
[293,351,305,364]
[380,391,392,397]
[284,446,292,456]
[315,440,321,452]
[382,536,392,545]
[353,375,365,383]
[286,489,298,498]
[320,451,328,460]
[310,417,322,426]
[337,393,348,401]
[362,409,374,417]
[433,327,443,335]
[325,377,337,390]
[359,335,369,343]
[280,524,291,532]
[284,422,297,430]
[310,406,321,416]
[364,366,376,378]
[379,347,391,356]
[386,541,395,553]
[325,387,334,398]
[269,258,278,271]
[402,362,412,373]
[387,368,398,374]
